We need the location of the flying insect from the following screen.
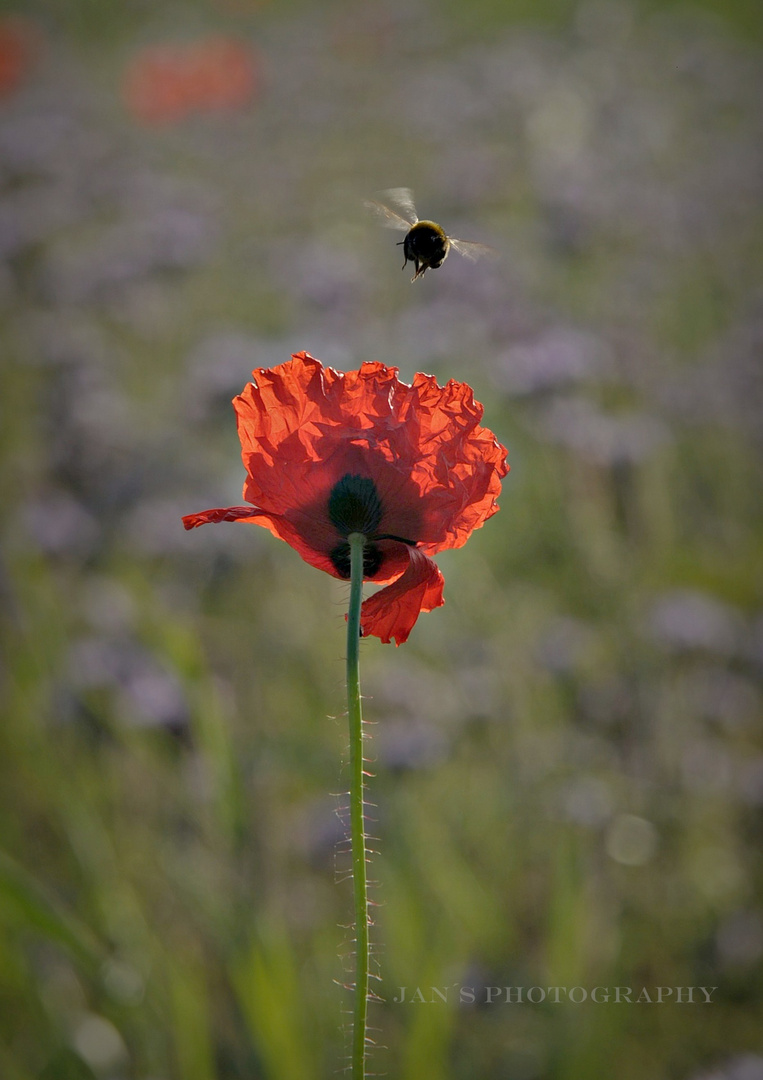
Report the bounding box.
[364,187,493,281]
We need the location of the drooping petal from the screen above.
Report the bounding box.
[358,546,445,646]
[182,505,264,529]
[182,503,338,576]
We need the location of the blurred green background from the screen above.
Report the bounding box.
[1,0,762,1077]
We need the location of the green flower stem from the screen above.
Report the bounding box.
[347,531,369,1079]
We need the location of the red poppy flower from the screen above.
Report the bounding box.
[123,36,258,125]
[122,46,195,125]
[0,17,41,99]
[186,36,257,111]
[183,352,508,644]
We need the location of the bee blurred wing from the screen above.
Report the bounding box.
[363,198,413,232]
[378,187,419,225]
[449,237,498,263]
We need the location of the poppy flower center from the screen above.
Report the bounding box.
[328,474,384,537]
[327,473,386,579]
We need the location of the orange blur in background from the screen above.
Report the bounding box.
[123,36,260,124]
[0,16,42,98]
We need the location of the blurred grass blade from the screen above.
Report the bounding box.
[168,954,217,1080]
[0,849,104,971]
[232,923,318,1080]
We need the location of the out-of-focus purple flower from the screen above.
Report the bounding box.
[184,328,262,420]
[68,637,130,690]
[118,667,188,731]
[15,311,113,368]
[559,775,613,826]
[659,311,763,443]
[646,590,744,656]
[716,910,763,970]
[538,396,671,464]
[0,111,102,182]
[676,666,761,731]
[21,491,100,558]
[0,181,86,261]
[751,613,763,671]
[125,494,258,557]
[535,615,596,674]
[40,207,217,305]
[738,758,763,808]
[375,719,448,772]
[691,1055,763,1080]
[396,61,486,139]
[80,576,136,634]
[68,635,189,733]
[363,658,466,729]
[274,240,369,309]
[297,797,349,870]
[577,676,633,728]
[681,739,733,795]
[494,327,605,396]
[390,299,476,366]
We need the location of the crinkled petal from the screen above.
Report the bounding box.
[183,353,508,643]
[232,353,508,555]
[358,546,445,646]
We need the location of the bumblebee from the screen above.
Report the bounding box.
[364,187,493,281]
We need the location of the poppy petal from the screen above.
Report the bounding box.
[182,505,263,529]
[358,546,445,646]
[183,503,347,577]
[232,354,508,558]
[183,353,507,642]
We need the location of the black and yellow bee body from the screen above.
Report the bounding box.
[398,220,450,278]
[364,187,494,282]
